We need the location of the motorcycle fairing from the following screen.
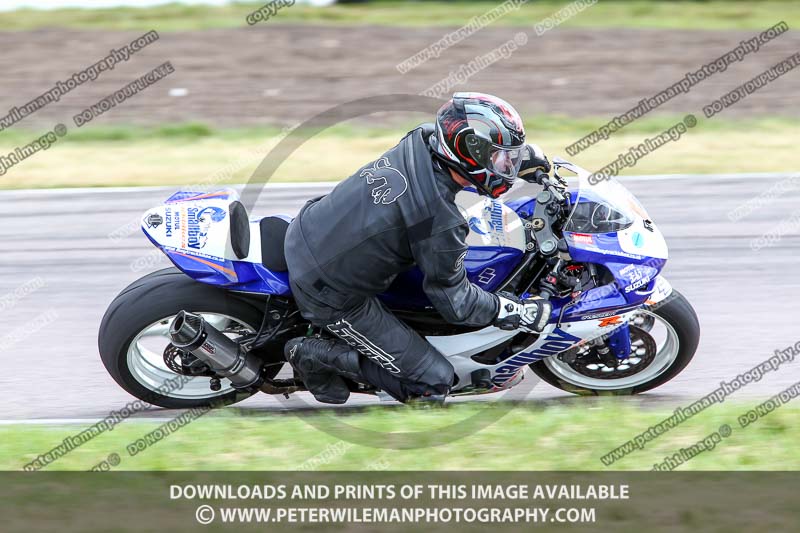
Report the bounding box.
[139,163,674,393]
[141,185,669,310]
[458,192,527,251]
[377,247,523,309]
[426,307,641,391]
[140,188,291,294]
[141,188,529,300]
[378,191,528,308]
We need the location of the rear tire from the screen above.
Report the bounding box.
[99,268,282,409]
[530,290,700,396]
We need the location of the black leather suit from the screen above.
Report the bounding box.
[284,123,499,402]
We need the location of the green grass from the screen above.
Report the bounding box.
[1,113,793,144]
[0,114,797,189]
[1,1,798,31]
[3,400,799,471]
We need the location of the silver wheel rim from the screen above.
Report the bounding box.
[543,310,680,390]
[126,313,255,400]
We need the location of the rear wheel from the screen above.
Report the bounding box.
[530,290,700,395]
[99,268,284,409]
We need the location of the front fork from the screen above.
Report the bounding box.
[606,323,632,360]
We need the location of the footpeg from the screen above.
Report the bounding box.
[259,378,303,396]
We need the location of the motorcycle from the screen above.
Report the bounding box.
[99,157,699,408]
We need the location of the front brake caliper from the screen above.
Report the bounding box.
[606,323,632,360]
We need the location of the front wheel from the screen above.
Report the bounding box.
[530,290,700,395]
[98,268,283,409]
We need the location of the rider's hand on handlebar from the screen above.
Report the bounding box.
[493,291,552,333]
[518,143,551,184]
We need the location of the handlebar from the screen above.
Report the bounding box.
[531,169,548,184]
[538,282,558,300]
[525,169,566,204]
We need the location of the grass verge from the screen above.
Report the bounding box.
[2,399,798,470]
[1,1,798,31]
[0,115,796,189]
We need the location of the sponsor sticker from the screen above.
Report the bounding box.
[144,213,163,229]
[184,206,226,250]
[570,233,594,245]
[624,276,652,293]
[579,310,617,321]
[598,315,622,327]
[477,267,496,285]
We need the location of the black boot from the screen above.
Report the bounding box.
[284,337,363,404]
[404,381,450,407]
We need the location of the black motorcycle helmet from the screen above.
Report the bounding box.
[430,92,526,198]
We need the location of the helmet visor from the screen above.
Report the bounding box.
[465,133,524,179]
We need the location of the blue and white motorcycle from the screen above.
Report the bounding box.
[99,157,699,408]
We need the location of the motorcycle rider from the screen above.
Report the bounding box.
[283,92,552,405]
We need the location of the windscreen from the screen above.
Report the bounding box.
[555,158,648,234]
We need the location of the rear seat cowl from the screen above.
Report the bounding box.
[260,217,290,272]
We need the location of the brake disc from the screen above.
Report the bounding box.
[566,326,657,380]
[162,343,215,377]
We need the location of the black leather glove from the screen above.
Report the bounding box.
[492,291,552,333]
[518,143,551,184]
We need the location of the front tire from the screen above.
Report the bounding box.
[530,290,700,396]
[99,268,281,409]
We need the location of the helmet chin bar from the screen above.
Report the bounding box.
[430,149,498,197]
[467,168,512,198]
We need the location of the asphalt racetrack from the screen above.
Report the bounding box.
[1,174,798,420]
